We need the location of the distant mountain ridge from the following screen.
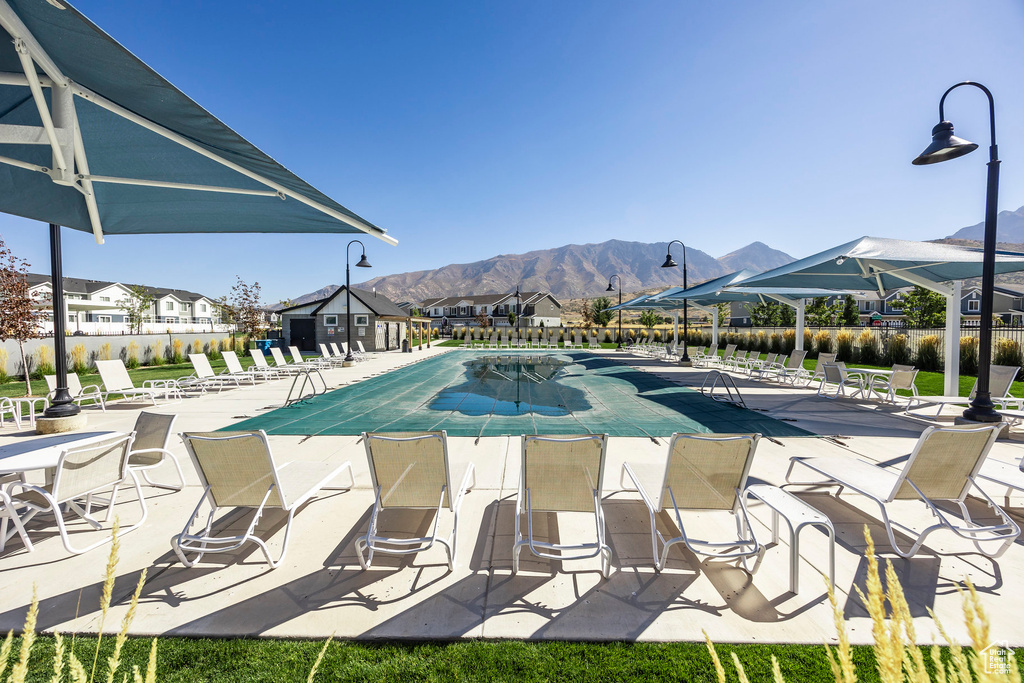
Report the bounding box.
[278,239,796,308]
[948,204,1024,242]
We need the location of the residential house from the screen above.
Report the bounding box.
[419,291,562,329]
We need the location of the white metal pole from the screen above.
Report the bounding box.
[944,280,962,396]
[795,300,806,351]
[673,311,679,354]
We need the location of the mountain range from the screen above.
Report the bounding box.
[280,239,795,308]
[948,205,1024,242]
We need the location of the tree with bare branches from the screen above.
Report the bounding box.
[230,277,263,350]
[0,237,45,396]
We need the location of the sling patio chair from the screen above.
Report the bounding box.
[0,398,20,430]
[514,434,612,578]
[588,333,601,350]
[340,342,366,361]
[126,412,185,492]
[248,348,290,378]
[6,433,147,554]
[319,343,347,367]
[620,433,764,571]
[870,364,919,405]
[786,423,1019,558]
[268,346,307,375]
[45,372,106,411]
[743,352,777,377]
[95,359,182,405]
[174,431,354,569]
[816,362,867,400]
[713,344,737,369]
[771,350,809,384]
[222,350,270,383]
[356,431,476,570]
[906,364,1022,417]
[693,344,718,367]
[183,353,241,393]
[572,332,584,350]
[356,341,372,358]
[329,342,357,363]
[290,345,331,370]
[799,353,836,388]
[0,487,33,553]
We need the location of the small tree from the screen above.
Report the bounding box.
[0,237,44,396]
[714,302,730,327]
[806,296,842,327]
[638,310,664,329]
[900,286,945,327]
[579,299,593,330]
[474,310,489,328]
[229,277,263,350]
[748,301,784,326]
[117,284,155,334]
[507,311,517,327]
[591,297,614,327]
[840,296,860,326]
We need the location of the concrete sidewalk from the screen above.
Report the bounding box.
[1,346,1022,645]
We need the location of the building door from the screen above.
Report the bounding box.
[290,318,316,352]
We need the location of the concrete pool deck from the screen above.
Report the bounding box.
[1,346,1023,646]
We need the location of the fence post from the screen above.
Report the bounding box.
[944,281,961,395]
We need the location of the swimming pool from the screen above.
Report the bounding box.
[229,351,811,438]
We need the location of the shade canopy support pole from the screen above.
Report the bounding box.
[945,280,962,396]
[43,224,79,418]
[672,312,679,354]
[795,300,806,351]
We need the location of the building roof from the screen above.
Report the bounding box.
[280,286,409,318]
[26,273,216,303]
[420,291,559,309]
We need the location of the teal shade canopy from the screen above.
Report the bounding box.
[0,0,394,245]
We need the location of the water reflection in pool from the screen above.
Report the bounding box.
[429,354,592,416]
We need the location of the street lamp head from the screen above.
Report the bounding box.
[356,254,371,268]
[661,253,678,269]
[606,283,615,292]
[913,120,978,165]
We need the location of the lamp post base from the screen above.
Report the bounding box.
[342,360,355,368]
[36,413,88,435]
[954,415,1009,438]
[677,359,693,367]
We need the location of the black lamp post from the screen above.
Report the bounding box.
[43,223,78,419]
[344,239,371,363]
[661,240,690,365]
[913,81,1000,423]
[606,275,622,350]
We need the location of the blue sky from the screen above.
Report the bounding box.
[2,0,1023,303]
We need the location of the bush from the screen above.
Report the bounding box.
[99,342,112,361]
[960,336,979,376]
[71,343,88,374]
[814,330,832,355]
[126,341,141,370]
[882,333,911,365]
[782,329,796,354]
[993,337,1024,374]
[915,334,942,372]
[222,336,233,352]
[0,347,8,384]
[33,345,56,380]
[150,340,164,366]
[857,329,878,365]
[604,330,612,343]
[171,339,185,364]
[756,331,768,353]
[208,338,222,361]
[834,330,855,363]
[769,333,783,354]
[803,330,813,353]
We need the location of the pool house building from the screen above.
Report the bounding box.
[280,286,414,352]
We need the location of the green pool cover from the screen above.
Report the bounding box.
[228,351,812,438]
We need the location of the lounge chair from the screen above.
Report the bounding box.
[772,350,809,384]
[183,353,241,393]
[693,344,718,368]
[96,359,181,405]
[290,345,331,370]
[906,364,1022,417]
[356,431,476,570]
[45,372,106,411]
[800,353,836,388]
[222,350,269,383]
[174,431,354,568]
[817,362,866,399]
[248,348,290,378]
[268,346,306,374]
[572,332,584,350]
[319,343,348,367]
[127,412,185,491]
[714,344,737,368]
[786,423,1019,558]
[744,352,777,376]
[0,488,32,553]
[340,342,366,362]
[356,341,372,357]
[514,434,612,578]
[588,333,601,350]
[621,433,763,571]
[6,433,147,554]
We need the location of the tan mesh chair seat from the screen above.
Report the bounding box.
[174,431,354,569]
[45,373,105,411]
[96,359,181,404]
[126,412,184,491]
[514,434,611,578]
[621,433,763,571]
[6,433,146,555]
[817,362,865,399]
[787,424,1019,558]
[357,431,475,570]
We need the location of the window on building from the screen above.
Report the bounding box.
[460,307,467,315]
[165,301,174,311]
[968,299,980,312]
[67,314,76,323]
[324,315,338,326]
[200,304,207,313]
[98,315,112,323]
[100,296,110,302]
[355,314,369,326]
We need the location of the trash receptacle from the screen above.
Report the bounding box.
[255,339,274,353]
[402,339,410,353]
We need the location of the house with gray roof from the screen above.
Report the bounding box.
[279,286,413,352]
[418,291,561,329]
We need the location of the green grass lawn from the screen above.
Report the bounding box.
[11,634,1021,682]
[0,355,259,400]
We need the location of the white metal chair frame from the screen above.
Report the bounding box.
[45,373,106,411]
[786,424,1020,558]
[0,397,21,430]
[127,412,185,492]
[620,433,763,571]
[0,487,33,553]
[514,434,612,578]
[356,432,476,571]
[95,359,182,404]
[6,433,147,554]
[873,365,919,405]
[174,431,355,569]
[182,353,241,394]
[268,346,307,375]
[319,343,348,367]
[817,362,866,400]
[248,348,290,379]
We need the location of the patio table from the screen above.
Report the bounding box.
[851,368,893,399]
[0,431,126,477]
